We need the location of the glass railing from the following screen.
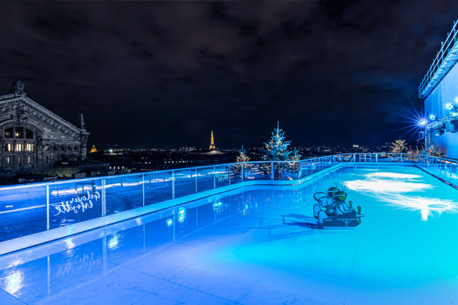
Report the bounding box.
[1,153,457,246]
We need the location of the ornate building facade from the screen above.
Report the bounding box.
[0,81,89,175]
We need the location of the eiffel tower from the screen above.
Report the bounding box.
[209,130,216,150]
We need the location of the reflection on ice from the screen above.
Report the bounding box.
[345,179,433,193]
[65,238,75,249]
[345,171,433,193]
[344,171,456,221]
[108,233,120,250]
[366,172,422,179]
[4,270,23,295]
[381,194,457,221]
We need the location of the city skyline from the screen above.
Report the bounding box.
[2,1,458,148]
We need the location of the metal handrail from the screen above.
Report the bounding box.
[419,20,458,98]
[1,152,456,191]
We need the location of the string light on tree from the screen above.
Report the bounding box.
[261,122,300,161]
[236,145,250,163]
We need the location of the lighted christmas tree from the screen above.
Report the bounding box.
[262,122,292,161]
[390,139,408,153]
[426,145,441,157]
[290,148,301,161]
[236,146,250,163]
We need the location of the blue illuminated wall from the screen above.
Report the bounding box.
[424,62,458,159]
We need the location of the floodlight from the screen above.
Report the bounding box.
[419,119,428,126]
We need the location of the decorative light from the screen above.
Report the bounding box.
[446,103,454,111]
[452,112,458,117]
[429,114,436,121]
[166,218,173,226]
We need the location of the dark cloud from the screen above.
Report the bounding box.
[0,1,457,148]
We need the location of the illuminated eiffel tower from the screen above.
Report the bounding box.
[209,130,216,150]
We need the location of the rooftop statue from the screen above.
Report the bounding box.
[11,80,26,96]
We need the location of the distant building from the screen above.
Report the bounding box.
[0,80,89,176]
[419,21,458,158]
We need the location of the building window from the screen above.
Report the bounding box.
[15,144,23,152]
[27,156,31,164]
[15,127,24,138]
[26,129,34,139]
[46,156,49,164]
[17,157,21,166]
[5,144,13,152]
[5,157,10,166]
[25,144,34,152]
[5,128,13,138]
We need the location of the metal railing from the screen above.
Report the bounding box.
[419,20,458,98]
[1,153,457,245]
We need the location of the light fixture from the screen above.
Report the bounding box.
[429,114,436,121]
[419,119,428,126]
[446,103,454,111]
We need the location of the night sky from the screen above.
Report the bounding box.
[1,1,457,149]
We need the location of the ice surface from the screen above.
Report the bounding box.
[0,165,457,304]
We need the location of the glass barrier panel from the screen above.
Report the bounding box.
[214,165,231,188]
[377,153,391,163]
[278,161,301,180]
[144,171,173,205]
[48,179,103,229]
[244,163,271,181]
[174,169,197,198]
[229,164,242,184]
[0,184,47,242]
[105,175,143,215]
[196,167,215,192]
[300,160,313,177]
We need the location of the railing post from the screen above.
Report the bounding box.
[46,184,50,230]
[241,163,244,182]
[401,154,403,163]
[195,168,198,193]
[142,174,145,207]
[172,171,175,199]
[376,154,378,163]
[271,162,275,180]
[213,166,216,189]
[228,166,231,185]
[101,178,106,216]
